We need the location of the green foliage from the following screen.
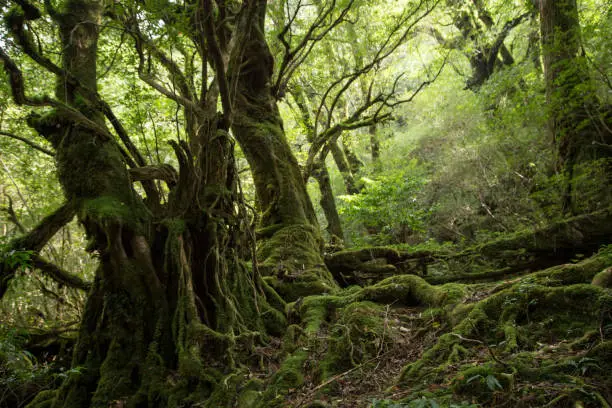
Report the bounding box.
[0,326,55,408]
[325,301,389,370]
[339,162,431,245]
[464,373,503,392]
[0,238,33,270]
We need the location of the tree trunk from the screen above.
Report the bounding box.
[342,137,364,176]
[228,0,337,300]
[16,2,281,406]
[330,140,360,194]
[540,0,612,210]
[312,159,344,241]
[369,124,380,165]
[446,0,523,89]
[289,84,346,242]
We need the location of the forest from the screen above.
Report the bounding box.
[0,0,611,406]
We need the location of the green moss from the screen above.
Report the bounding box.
[271,350,308,389]
[237,390,262,408]
[257,224,337,300]
[25,390,56,408]
[268,277,336,302]
[356,275,466,308]
[529,254,611,286]
[260,302,287,336]
[81,196,135,224]
[300,295,335,335]
[320,301,388,378]
[236,378,266,408]
[282,324,303,353]
[592,267,612,288]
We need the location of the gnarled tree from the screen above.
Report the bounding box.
[0,0,287,405]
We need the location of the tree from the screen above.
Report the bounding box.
[0,0,296,405]
[539,0,612,211]
[279,0,445,244]
[431,0,530,89]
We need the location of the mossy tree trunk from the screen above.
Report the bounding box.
[2,1,282,406]
[228,1,337,299]
[539,0,612,211]
[330,140,361,194]
[441,0,528,90]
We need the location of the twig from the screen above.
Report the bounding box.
[0,131,54,156]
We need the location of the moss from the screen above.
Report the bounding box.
[529,254,611,286]
[237,390,262,408]
[282,324,303,353]
[260,302,287,336]
[267,277,336,302]
[81,196,136,225]
[592,267,612,288]
[300,295,335,335]
[260,277,287,312]
[257,224,337,300]
[306,401,330,408]
[271,349,308,389]
[320,301,388,378]
[399,279,612,391]
[25,390,56,408]
[235,378,266,407]
[356,275,466,308]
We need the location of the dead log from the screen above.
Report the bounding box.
[326,207,612,286]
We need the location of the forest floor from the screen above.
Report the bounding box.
[287,306,432,408]
[271,235,612,408]
[2,213,612,408]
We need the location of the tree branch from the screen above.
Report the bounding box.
[313,0,440,137]
[273,0,357,98]
[129,164,179,188]
[0,43,145,172]
[2,194,26,233]
[0,46,55,107]
[201,0,232,124]
[0,130,54,156]
[129,16,201,113]
[1,202,75,299]
[31,254,91,291]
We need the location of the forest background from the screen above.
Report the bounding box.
[0,0,611,407]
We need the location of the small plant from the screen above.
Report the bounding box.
[0,326,55,407]
[0,237,33,271]
[466,374,503,391]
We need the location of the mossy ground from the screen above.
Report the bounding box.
[252,248,612,408]
[5,244,612,408]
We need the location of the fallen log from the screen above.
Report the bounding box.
[325,207,612,286]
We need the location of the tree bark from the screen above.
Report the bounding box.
[369,124,380,165]
[5,1,282,406]
[540,0,612,210]
[342,137,364,176]
[330,140,360,194]
[312,159,344,241]
[228,0,337,299]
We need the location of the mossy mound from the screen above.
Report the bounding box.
[391,254,612,407]
[258,224,338,300]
